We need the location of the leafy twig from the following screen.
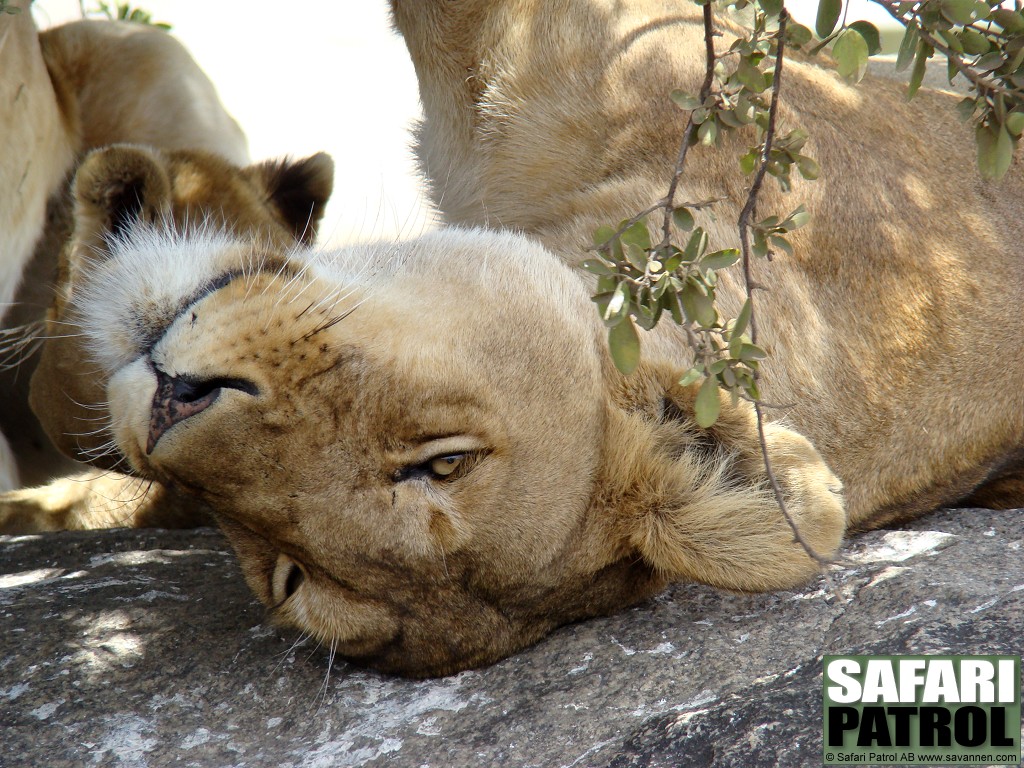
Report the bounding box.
[737,8,834,572]
[660,2,719,249]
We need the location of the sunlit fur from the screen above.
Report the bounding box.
[7,0,1024,678]
[390,0,1024,523]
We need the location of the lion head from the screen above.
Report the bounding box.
[29,144,334,469]
[53,148,844,676]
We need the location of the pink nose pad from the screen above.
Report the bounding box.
[146,371,222,454]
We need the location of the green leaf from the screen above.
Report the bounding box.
[849,21,882,56]
[624,242,647,271]
[975,51,1004,73]
[717,108,748,129]
[581,259,613,276]
[770,235,794,257]
[956,97,978,123]
[938,28,963,55]
[992,8,1024,34]
[701,248,741,271]
[752,231,769,259]
[698,118,719,145]
[833,29,871,84]
[785,204,811,230]
[672,207,695,231]
[682,228,709,263]
[621,220,651,251]
[739,343,768,362]
[896,22,919,72]
[740,150,759,175]
[694,376,721,428]
[736,58,768,93]
[907,41,933,101]
[633,298,661,330]
[709,359,728,375]
[663,246,684,272]
[959,28,991,56]
[761,0,783,18]
[815,0,843,39]
[1006,111,1024,137]
[976,123,1014,180]
[796,154,820,180]
[678,367,703,387]
[737,294,757,334]
[593,225,617,248]
[1006,42,1024,76]
[940,0,980,25]
[786,22,814,49]
[608,318,641,375]
[663,289,685,325]
[680,282,718,327]
[670,90,701,110]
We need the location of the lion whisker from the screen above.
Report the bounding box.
[270,631,311,678]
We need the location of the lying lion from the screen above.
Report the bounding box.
[6,0,1024,677]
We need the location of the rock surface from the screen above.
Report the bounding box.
[1,507,1021,767]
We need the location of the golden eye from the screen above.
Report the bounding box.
[429,454,464,477]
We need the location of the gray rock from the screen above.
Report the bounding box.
[1,507,1021,767]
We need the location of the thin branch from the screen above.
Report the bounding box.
[660,2,718,248]
[591,3,718,261]
[737,8,836,574]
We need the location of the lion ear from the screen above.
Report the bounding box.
[602,362,846,593]
[247,152,334,245]
[72,144,173,253]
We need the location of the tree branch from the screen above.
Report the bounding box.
[737,8,835,573]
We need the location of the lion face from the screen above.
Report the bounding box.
[77,225,662,674]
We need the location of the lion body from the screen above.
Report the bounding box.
[392,0,1024,527]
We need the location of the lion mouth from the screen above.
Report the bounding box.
[146,367,259,454]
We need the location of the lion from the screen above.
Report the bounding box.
[0,6,250,490]
[0,142,334,530]
[4,0,1023,677]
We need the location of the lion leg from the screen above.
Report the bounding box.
[0,470,211,534]
[608,364,848,593]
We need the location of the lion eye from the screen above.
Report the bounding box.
[392,452,475,483]
[429,454,464,478]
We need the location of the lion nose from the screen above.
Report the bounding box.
[146,368,257,454]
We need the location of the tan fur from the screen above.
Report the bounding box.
[4,0,1021,677]
[0,11,249,490]
[391,0,1024,527]
[0,3,76,488]
[7,184,843,676]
